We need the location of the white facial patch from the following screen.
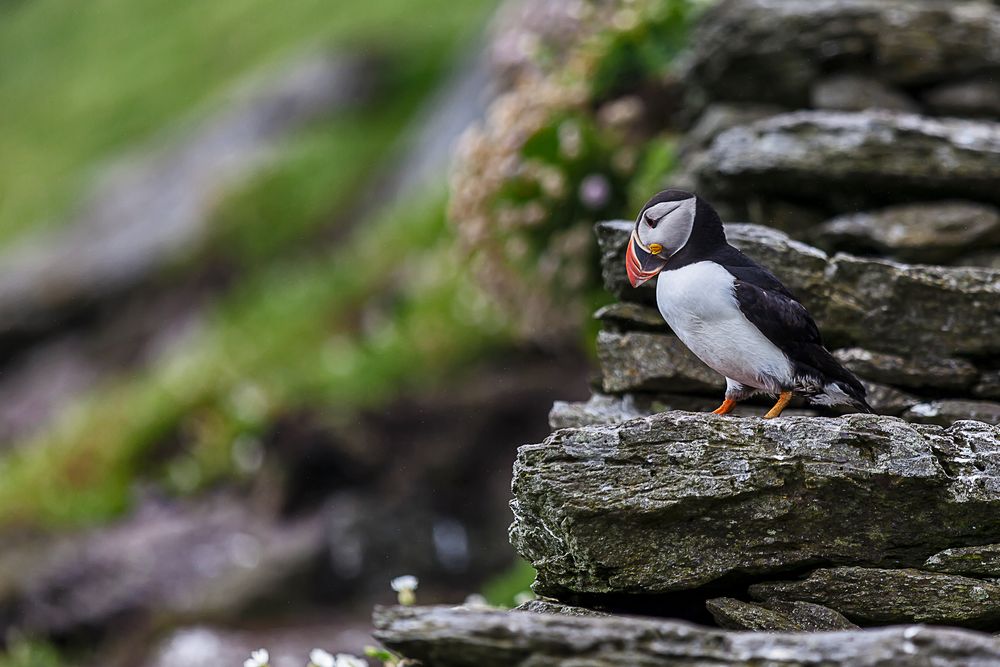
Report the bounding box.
[637,197,697,257]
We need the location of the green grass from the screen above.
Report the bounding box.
[0,0,502,529]
[0,0,496,244]
[0,194,509,527]
[482,559,537,608]
[0,637,64,667]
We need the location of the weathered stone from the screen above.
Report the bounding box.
[813,202,1000,264]
[744,199,829,235]
[974,371,1000,400]
[549,394,652,430]
[833,347,980,391]
[550,393,774,430]
[811,75,918,113]
[698,111,1000,208]
[593,302,668,332]
[820,254,1000,357]
[686,0,1000,108]
[962,250,1000,270]
[509,412,1000,596]
[374,605,1000,667]
[925,544,1000,578]
[515,599,609,617]
[596,330,722,395]
[0,496,324,638]
[750,567,1000,628]
[678,103,785,155]
[903,400,1000,426]
[597,220,1000,357]
[860,380,919,417]
[923,77,1000,119]
[706,597,857,632]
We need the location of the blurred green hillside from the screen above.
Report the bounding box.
[0,0,495,241]
[0,0,500,529]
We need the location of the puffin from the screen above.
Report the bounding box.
[625,189,873,418]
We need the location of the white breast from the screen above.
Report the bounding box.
[655,261,794,393]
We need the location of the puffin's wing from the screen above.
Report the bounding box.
[731,277,823,348]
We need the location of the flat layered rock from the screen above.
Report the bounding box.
[975,371,1000,400]
[812,202,1000,264]
[811,75,917,114]
[697,111,1000,208]
[594,302,669,332]
[686,0,1000,108]
[750,567,1000,628]
[597,221,1000,357]
[549,394,653,430]
[833,348,980,391]
[706,597,857,632]
[596,331,723,395]
[903,399,1000,426]
[925,544,1000,578]
[509,412,1000,596]
[373,605,1000,667]
[923,77,1000,119]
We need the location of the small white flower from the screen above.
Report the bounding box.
[244,648,269,667]
[391,575,419,605]
[514,591,536,605]
[334,654,367,667]
[309,648,335,667]
[463,593,489,607]
[390,575,418,592]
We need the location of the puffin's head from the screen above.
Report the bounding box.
[625,189,698,288]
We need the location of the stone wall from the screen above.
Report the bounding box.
[374,1,1000,664]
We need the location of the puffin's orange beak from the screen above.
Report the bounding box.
[625,229,666,288]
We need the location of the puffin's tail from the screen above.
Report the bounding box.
[849,392,875,415]
[806,345,877,415]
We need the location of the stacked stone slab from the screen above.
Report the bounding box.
[568,0,1000,429]
[679,0,1000,270]
[565,220,1000,428]
[375,1,1000,664]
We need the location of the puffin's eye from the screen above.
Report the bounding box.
[645,214,658,228]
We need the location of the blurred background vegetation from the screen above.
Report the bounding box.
[0,0,700,664]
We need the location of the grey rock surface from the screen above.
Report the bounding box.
[593,302,669,332]
[509,411,1000,596]
[514,599,609,617]
[548,394,653,430]
[597,220,1000,358]
[923,77,1000,119]
[974,371,1000,400]
[698,111,1000,208]
[750,567,1000,628]
[373,604,1000,667]
[678,103,785,155]
[903,400,1000,426]
[811,75,918,113]
[925,544,1000,578]
[686,0,1000,108]
[859,380,919,417]
[812,202,1000,264]
[706,597,857,632]
[596,330,723,395]
[833,347,980,391]
[0,496,323,637]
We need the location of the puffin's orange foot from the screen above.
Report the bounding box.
[711,398,737,415]
[763,391,793,419]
